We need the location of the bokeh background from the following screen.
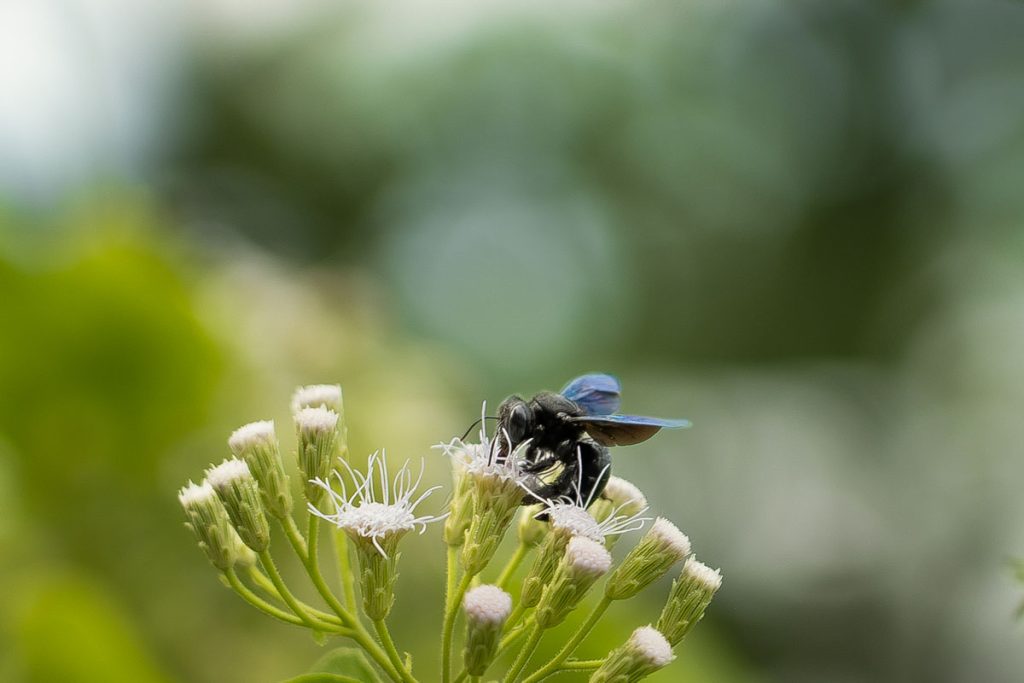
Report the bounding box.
[2,0,1024,681]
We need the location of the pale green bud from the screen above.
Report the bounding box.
[350,533,403,620]
[462,585,512,676]
[228,420,291,519]
[656,557,722,646]
[444,456,475,547]
[178,480,248,570]
[206,459,270,552]
[535,537,611,629]
[294,407,339,505]
[517,505,548,548]
[292,384,348,461]
[606,518,690,601]
[589,626,674,682]
[521,505,603,608]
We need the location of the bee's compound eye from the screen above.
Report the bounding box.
[508,404,533,443]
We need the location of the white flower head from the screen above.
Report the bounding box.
[463,585,513,626]
[565,536,613,578]
[291,384,342,414]
[178,480,217,508]
[602,476,648,511]
[228,420,276,453]
[627,626,675,668]
[205,458,253,488]
[683,557,723,591]
[295,406,339,434]
[309,451,445,557]
[649,518,692,560]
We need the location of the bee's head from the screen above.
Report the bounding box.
[498,396,535,445]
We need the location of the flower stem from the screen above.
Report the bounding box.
[442,570,474,683]
[245,566,345,627]
[520,596,613,683]
[257,549,321,631]
[496,543,529,590]
[560,659,603,670]
[333,525,359,609]
[374,619,418,683]
[503,623,543,683]
[224,568,344,632]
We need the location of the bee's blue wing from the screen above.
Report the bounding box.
[567,414,691,446]
[561,373,621,416]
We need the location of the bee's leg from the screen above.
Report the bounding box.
[577,441,612,508]
[520,446,578,507]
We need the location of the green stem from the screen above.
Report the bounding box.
[246,566,344,626]
[520,596,613,683]
[374,619,418,683]
[333,525,359,609]
[282,515,401,683]
[224,568,344,632]
[504,624,543,683]
[560,659,603,670]
[442,571,474,683]
[257,550,321,631]
[496,543,530,590]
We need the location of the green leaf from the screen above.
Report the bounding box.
[280,675,363,683]
[305,648,382,683]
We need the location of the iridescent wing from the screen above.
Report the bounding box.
[560,373,621,416]
[567,414,691,446]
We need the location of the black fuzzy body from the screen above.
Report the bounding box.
[497,391,613,506]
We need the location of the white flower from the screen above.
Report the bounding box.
[565,536,613,578]
[178,480,217,507]
[463,585,513,627]
[627,626,675,668]
[649,518,692,560]
[291,384,343,414]
[309,451,445,556]
[228,420,276,453]
[205,458,253,488]
[683,557,723,591]
[295,406,339,434]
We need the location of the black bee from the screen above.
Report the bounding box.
[496,373,689,506]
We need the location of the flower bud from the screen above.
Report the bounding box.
[521,504,603,608]
[517,505,547,548]
[462,585,512,676]
[178,481,251,570]
[206,459,270,552]
[534,537,611,629]
[294,407,340,505]
[228,420,292,519]
[292,384,348,461]
[350,533,403,620]
[605,518,689,601]
[656,557,722,646]
[590,626,674,682]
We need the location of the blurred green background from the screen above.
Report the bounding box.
[2,0,1024,681]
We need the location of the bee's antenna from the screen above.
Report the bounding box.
[459,416,499,442]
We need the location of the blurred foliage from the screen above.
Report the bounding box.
[1,0,1024,682]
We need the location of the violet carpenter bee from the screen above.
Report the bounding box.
[496,373,690,506]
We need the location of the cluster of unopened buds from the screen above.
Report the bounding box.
[179,384,723,683]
